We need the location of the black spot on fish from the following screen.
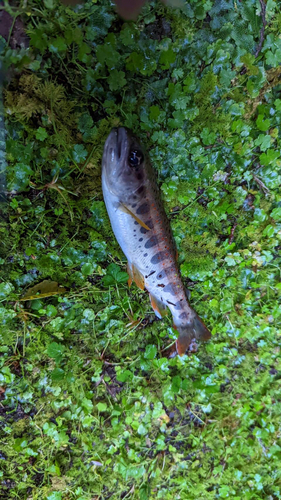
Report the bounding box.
[167,300,176,307]
[132,203,137,208]
[157,283,165,288]
[157,271,165,280]
[145,270,156,278]
[134,221,138,225]
[151,251,167,264]
[137,185,146,194]
[133,195,137,200]
[179,312,189,320]
[140,219,154,232]
[144,253,148,257]
[136,203,150,215]
[139,238,143,242]
[163,284,176,295]
[175,301,184,310]
[145,236,158,249]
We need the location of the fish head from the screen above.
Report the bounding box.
[102,127,146,197]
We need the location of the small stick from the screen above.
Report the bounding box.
[102,379,117,401]
[253,175,270,196]
[228,223,237,245]
[255,0,267,58]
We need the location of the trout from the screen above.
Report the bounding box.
[102,127,211,355]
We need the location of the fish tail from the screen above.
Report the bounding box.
[164,313,211,357]
[176,313,211,356]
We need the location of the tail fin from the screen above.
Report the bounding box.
[175,314,211,356]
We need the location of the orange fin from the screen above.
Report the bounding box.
[127,263,145,290]
[149,293,168,319]
[119,203,151,231]
[176,314,211,356]
[127,263,133,288]
[133,264,145,290]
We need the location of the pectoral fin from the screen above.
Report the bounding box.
[127,262,145,290]
[119,203,151,231]
[149,293,168,319]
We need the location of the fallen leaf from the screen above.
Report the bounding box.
[20,280,66,301]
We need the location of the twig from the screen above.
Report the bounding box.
[245,65,281,118]
[255,0,267,58]
[203,144,220,150]
[102,379,117,401]
[122,485,135,499]
[228,223,237,245]
[253,175,270,196]
[188,408,205,425]
[77,144,97,179]
[95,375,104,387]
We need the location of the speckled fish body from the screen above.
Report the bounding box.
[102,127,211,355]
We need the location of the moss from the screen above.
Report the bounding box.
[192,72,232,135]
[1,0,281,498]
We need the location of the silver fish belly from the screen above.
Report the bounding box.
[102,127,211,355]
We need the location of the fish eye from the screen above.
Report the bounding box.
[128,149,144,168]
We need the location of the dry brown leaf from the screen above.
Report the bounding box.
[20,280,66,301]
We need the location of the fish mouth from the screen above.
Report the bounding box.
[102,127,131,194]
[104,127,129,163]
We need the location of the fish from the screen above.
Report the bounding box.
[102,127,211,356]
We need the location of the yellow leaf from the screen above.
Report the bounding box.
[20,280,66,301]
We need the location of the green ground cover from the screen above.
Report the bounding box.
[0,0,281,498]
